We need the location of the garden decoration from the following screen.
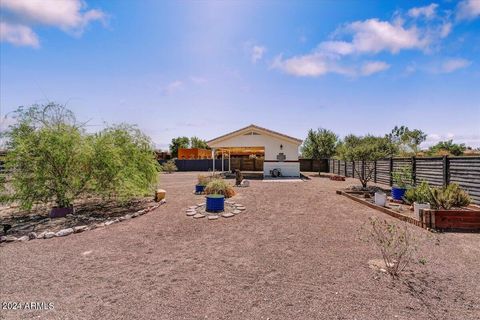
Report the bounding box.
[391,167,413,201]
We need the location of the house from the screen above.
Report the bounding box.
[178,148,212,159]
[207,124,302,177]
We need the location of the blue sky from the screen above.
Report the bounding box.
[1,0,479,149]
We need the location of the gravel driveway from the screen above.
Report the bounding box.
[1,172,479,320]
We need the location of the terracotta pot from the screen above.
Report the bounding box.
[50,206,74,218]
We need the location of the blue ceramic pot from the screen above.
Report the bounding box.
[195,184,206,194]
[206,194,225,212]
[391,187,406,201]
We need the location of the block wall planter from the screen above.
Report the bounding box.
[422,209,480,232]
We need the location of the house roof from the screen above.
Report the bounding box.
[207,124,303,145]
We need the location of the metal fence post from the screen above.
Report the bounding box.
[389,157,394,186]
[412,156,416,185]
[374,160,377,183]
[352,161,355,178]
[443,155,449,187]
[344,161,347,177]
[361,160,365,182]
[338,160,341,175]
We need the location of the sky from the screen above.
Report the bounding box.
[1,0,479,150]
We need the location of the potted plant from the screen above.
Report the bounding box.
[206,194,225,212]
[403,181,431,219]
[196,175,209,194]
[391,167,412,201]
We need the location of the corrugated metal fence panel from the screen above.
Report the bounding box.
[376,159,391,185]
[160,159,229,171]
[339,160,346,176]
[393,158,413,186]
[415,158,444,187]
[346,162,353,177]
[329,159,335,173]
[449,157,480,204]
[299,159,329,172]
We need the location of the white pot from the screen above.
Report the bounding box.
[374,192,387,207]
[414,202,431,220]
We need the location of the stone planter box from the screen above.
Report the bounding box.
[421,209,480,232]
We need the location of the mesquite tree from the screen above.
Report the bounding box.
[301,128,338,159]
[337,134,397,188]
[1,103,160,210]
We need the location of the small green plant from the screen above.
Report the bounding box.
[419,258,427,265]
[161,160,177,174]
[205,179,235,198]
[429,183,470,210]
[403,181,432,205]
[362,217,417,278]
[392,166,413,189]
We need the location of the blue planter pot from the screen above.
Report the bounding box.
[206,194,225,212]
[195,184,206,194]
[391,187,407,201]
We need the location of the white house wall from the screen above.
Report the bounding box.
[209,133,299,161]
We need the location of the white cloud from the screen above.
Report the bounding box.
[456,0,480,21]
[360,61,390,76]
[271,53,353,77]
[0,21,39,47]
[190,76,208,84]
[0,0,106,47]
[408,3,439,20]
[251,45,266,63]
[162,81,183,95]
[438,58,471,73]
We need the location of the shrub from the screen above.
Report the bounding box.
[1,103,160,210]
[205,179,235,198]
[363,217,417,278]
[429,183,470,210]
[161,160,177,174]
[391,166,413,189]
[403,181,431,205]
[197,174,210,186]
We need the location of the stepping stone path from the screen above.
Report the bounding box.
[185,200,246,221]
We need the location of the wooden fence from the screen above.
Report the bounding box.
[328,156,480,204]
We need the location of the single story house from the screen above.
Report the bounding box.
[207,124,302,177]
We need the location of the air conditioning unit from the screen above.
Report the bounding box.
[270,168,282,177]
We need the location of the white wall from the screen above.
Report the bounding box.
[209,132,300,161]
[264,162,300,177]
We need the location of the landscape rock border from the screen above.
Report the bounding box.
[0,199,166,244]
[185,200,246,220]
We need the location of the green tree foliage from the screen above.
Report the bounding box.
[386,126,426,156]
[427,140,467,156]
[301,128,338,159]
[161,159,178,173]
[169,136,190,157]
[1,103,160,210]
[337,134,397,188]
[190,136,210,149]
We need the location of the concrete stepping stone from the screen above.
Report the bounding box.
[193,213,205,219]
[236,206,246,210]
[208,215,219,220]
[233,210,241,214]
[222,213,234,218]
[188,206,197,209]
[197,203,205,207]
[186,211,196,216]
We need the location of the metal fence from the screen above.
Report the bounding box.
[328,156,480,204]
[159,159,229,172]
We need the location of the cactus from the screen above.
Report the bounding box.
[429,183,470,210]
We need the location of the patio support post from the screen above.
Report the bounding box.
[221,149,224,172]
[212,148,215,175]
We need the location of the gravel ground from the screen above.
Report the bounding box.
[1,172,479,320]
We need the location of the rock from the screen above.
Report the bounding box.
[222,213,234,218]
[233,210,241,214]
[17,235,29,242]
[236,206,246,211]
[197,203,205,207]
[2,235,17,242]
[124,214,132,220]
[186,211,197,216]
[160,199,167,204]
[188,206,197,210]
[105,220,116,226]
[44,232,56,239]
[234,204,244,207]
[37,231,47,239]
[208,215,219,220]
[56,228,74,237]
[73,225,88,233]
[28,232,37,240]
[119,216,126,221]
[240,179,250,187]
[186,208,196,213]
[225,201,235,205]
[193,213,205,219]
[0,236,6,243]
[155,189,166,202]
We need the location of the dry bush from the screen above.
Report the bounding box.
[363,217,417,278]
[205,179,235,198]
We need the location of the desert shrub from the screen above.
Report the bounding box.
[363,217,417,278]
[1,103,160,210]
[429,183,470,210]
[205,179,235,198]
[403,181,431,205]
[197,174,210,186]
[391,166,413,189]
[161,160,177,173]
